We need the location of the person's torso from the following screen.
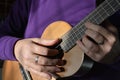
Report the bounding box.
[24,0,96,38]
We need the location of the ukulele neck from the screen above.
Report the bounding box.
[60,0,120,52]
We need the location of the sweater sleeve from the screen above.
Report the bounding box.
[0,0,31,60]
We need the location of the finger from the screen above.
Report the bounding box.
[21,56,63,73]
[100,41,112,54]
[82,36,103,59]
[76,40,88,53]
[32,43,59,56]
[27,67,52,80]
[85,29,104,45]
[27,62,62,73]
[85,22,115,45]
[32,55,66,66]
[76,40,101,61]
[31,38,60,46]
[87,52,104,62]
[82,36,99,53]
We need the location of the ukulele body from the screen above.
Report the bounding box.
[2,21,93,80]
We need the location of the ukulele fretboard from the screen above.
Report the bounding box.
[60,0,120,52]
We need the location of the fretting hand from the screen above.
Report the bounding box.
[77,21,120,64]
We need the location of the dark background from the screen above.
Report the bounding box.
[0,0,16,68]
[0,0,15,20]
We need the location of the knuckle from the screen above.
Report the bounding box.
[94,32,100,39]
[41,59,47,65]
[104,46,112,53]
[42,48,49,55]
[97,26,103,32]
[106,33,116,44]
[34,46,40,53]
[51,59,58,65]
[111,34,116,43]
[39,56,52,65]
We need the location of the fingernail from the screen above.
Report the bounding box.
[56,67,65,72]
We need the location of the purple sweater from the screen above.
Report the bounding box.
[0,0,120,80]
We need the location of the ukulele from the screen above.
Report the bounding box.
[2,0,120,80]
